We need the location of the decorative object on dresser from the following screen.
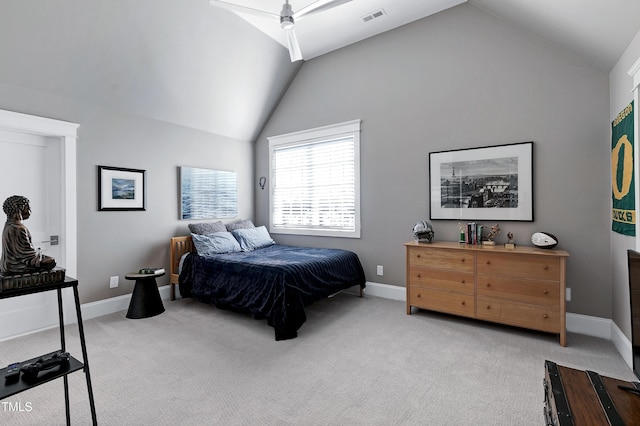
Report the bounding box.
[429,141,534,221]
[412,221,434,243]
[504,232,515,249]
[405,241,569,346]
[531,231,558,249]
[544,360,640,425]
[483,223,500,245]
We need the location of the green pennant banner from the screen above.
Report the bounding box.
[612,101,635,236]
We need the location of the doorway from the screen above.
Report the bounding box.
[0,109,78,340]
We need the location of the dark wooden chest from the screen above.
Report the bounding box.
[544,360,640,425]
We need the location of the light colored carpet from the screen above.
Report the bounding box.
[1,292,635,425]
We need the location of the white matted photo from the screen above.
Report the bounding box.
[98,165,146,211]
[429,141,533,221]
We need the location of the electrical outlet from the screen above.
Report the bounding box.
[566,288,571,301]
[376,265,383,276]
[109,276,119,289]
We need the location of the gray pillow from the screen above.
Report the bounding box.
[188,221,226,235]
[191,232,241,256]
[232,226,275,251]
[225,219,255,232]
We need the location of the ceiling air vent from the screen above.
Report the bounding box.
[362,9,386,23]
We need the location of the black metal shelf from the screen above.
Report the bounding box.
[0,277,97,425]
[1,354,84,400]
[0,276,78,299]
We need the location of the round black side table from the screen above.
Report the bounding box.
[125,272,165,319]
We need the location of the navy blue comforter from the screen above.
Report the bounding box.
[179,244,366,340]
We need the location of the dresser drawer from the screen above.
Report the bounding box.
[477,253,560,281]
[476,275,560,306]
[408,247,474,272]
[409,287,475,318]
[476,296,560,333]
[409,267,474,294]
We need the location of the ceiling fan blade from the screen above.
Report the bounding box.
[284,28,303,62]
[209,0,279,20]
[294,0,353,20]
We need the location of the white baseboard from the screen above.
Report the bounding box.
[81,285,173,321]
[2,282,634,369]
[362,281,406,300]
[610,320,633,368]
[0,285,174,342]
[364,282,634,368]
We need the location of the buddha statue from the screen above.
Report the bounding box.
[0,195,56,274]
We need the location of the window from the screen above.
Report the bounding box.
[268,120,361,238]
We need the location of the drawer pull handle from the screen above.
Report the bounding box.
[486,260,491,265]
[543,314,548,319]
[416,254,421,258]
[543,290,548,295]
[543,265,549,270]
[417,273,421,278]
[461,301,465,306]
[461,280,465,284]
[461,258,465,263]
[486,305,491,310]
[417,293,421,298]
[486,283,491,287]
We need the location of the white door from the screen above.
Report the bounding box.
[0,129,64,339]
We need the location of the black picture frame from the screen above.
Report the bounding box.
[98,165,146,211]
[429,141,533,221]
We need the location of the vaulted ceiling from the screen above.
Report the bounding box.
[212,0,640,72]
[2,0,639,145]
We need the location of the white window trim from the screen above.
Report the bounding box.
[268,119,361,238]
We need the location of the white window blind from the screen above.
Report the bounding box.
[268,120,361,238]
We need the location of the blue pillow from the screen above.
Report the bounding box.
[225,219,255,232]
[188,221,226,235]
[191,232,241,256]
[232,226,275,251]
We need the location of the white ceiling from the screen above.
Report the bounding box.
[211,0,640,72]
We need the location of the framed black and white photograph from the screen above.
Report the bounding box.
[429,141,533,221]
[98,166,146,211]
[179,166,237,220]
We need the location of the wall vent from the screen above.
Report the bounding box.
[362,9,386,23]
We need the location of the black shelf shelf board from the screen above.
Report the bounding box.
[0,276,77,300]
[1,355,84,400]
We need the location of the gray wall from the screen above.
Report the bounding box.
[609,29,640,337]
[0,0,297,303]
[255,4,612,318]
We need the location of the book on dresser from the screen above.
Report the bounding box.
[404,241,569,346]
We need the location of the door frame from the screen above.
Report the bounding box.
[0,109,78,335]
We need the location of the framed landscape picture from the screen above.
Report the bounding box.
[98,165,146,211]
[429,141,533,221]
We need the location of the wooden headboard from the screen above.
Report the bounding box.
[169,236,194,300]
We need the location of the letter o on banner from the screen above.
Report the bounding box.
[612,134,633,200]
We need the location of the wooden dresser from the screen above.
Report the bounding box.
[405,241,569,346]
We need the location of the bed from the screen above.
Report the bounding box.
[169,236,366,340]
